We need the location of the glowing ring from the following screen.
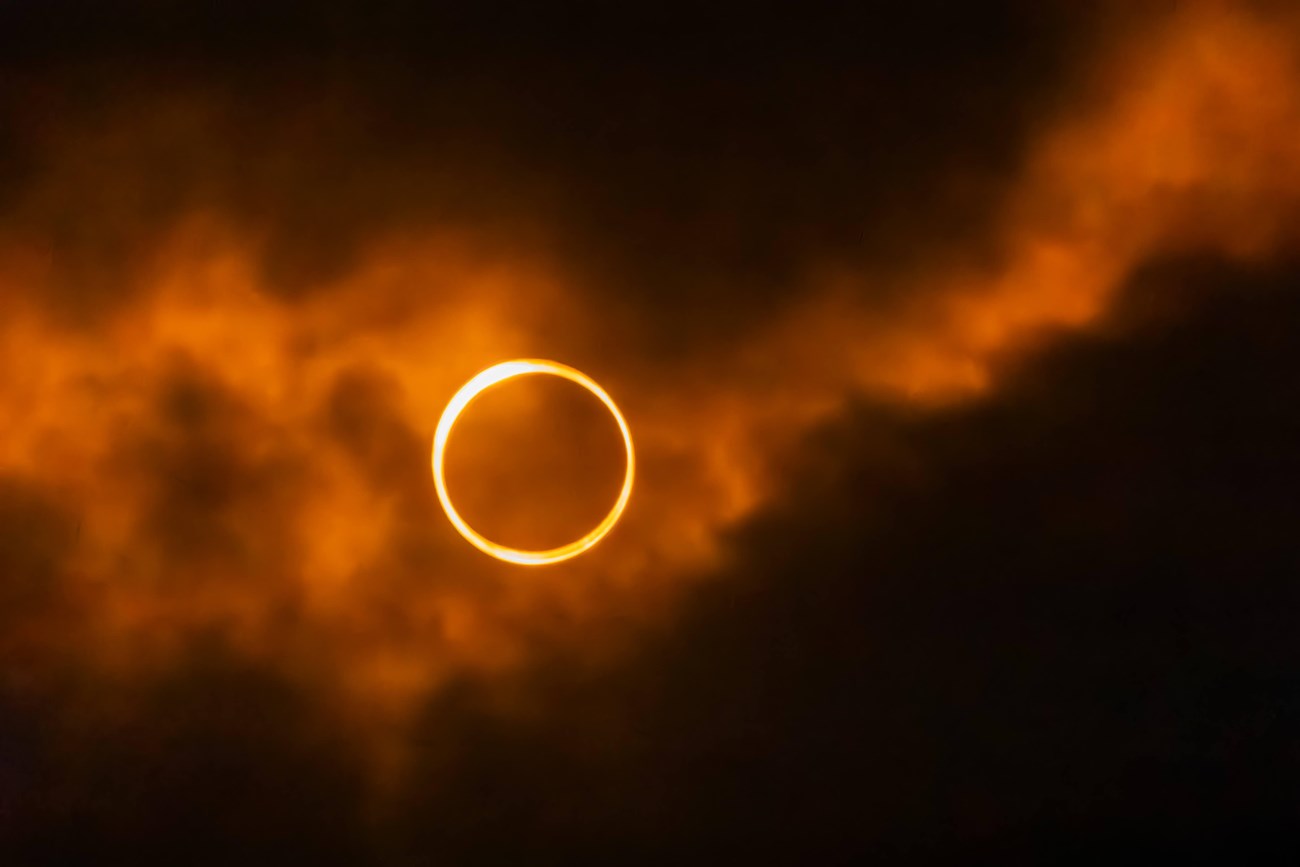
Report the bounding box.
[431,359,635,566]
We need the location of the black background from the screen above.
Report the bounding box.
[1,3,1297,864]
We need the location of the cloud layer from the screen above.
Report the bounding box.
[2,2,1300,849]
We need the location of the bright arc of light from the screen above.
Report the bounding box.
[431,359,635,566]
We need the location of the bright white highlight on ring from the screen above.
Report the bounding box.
[431,359,635,566]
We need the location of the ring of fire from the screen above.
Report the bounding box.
[431,359,636,566]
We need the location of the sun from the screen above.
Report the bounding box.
[431,359,635,566]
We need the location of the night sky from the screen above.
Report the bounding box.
[2,2,1299,863]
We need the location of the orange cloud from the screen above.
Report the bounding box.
[2,0,1299,786]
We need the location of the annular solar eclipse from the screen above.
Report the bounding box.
[431,359,635,566]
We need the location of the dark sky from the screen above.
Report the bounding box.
[2,2,1299,864]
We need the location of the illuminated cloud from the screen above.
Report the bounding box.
[1,0,1299,786]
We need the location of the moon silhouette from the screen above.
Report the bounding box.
[431,359,635,566]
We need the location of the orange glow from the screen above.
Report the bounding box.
[3,0,1300,786]
[431,359,635,566]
